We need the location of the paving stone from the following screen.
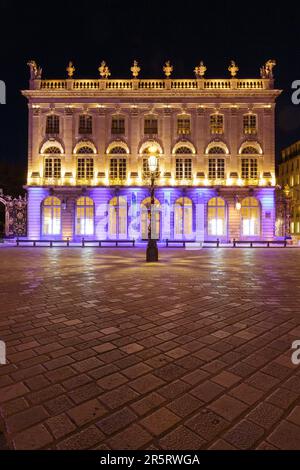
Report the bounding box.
[159,425,206,450]
[108,424,152,449]
[6,405,49,434]
[67,399,107,425]
[46,413,76,439]
[246,401,283,429]
[167,393,203,417]
[130,392,165,416]
[13,424,53,450]
[267,421,300,450]
[190,380,225,403]
[208,395,248,421]
[56,425,104,450]
[223,419,264,449]
[140,407,180,436]
[229,383,263,405]
[96,407,137,435]
[186,408,228,440]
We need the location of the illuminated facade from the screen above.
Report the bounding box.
[278,141,300,236]
[23,60,281,241]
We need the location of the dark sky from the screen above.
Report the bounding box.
[1,0,300,193]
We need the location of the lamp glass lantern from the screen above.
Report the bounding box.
[148,155,158,173]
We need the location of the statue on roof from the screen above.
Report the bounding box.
[260,59,276,79]
[27,60,42,80]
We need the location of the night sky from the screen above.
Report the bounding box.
[1,0,300,194]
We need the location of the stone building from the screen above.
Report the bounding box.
[277,140,300,237]
[22,59,280,242]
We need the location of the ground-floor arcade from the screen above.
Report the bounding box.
[26,186,276,241]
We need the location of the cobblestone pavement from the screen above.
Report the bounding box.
[0,247,300,450]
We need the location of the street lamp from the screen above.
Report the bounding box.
[146,151,159,262]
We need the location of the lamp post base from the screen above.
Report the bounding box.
[146,239,158,262]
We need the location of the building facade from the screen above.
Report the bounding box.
[278,141,300,237]
[23,60,281,242]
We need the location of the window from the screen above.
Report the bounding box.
[44,158,61,178]
[243,114,257,134]
[109,158,127,180]
[174,197,193,239]
[109,196,127,239]
[42,197,61,235]
[43,146,61,154]
[176,159,192,179]
[109,146,127,154]
[207,197,226,236]
[76,197,94,235]
[241,197,260,236]
[77,146,94,154]
[241,146,259,154]
[79,115,92,134]
[77,158,94,179]
[207,146,226,155]
[140,197,160,240]
[241,158,258,179]
[177,118,191,135]
[175,146,193,154]
[46,115,60,134]
[210,114,224,134]
[144,118,158,135]
[208,158,225,179]
[111,118,125,135]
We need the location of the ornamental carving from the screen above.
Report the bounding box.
[0,195,27,237]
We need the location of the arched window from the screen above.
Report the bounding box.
[241,146,259,155]
[174,197,193,239]
[42,197,61,235]
[208,146,226,154]
[76,197,94,235]
[77,146,94,154]
[109,196,127,239]
[241,197,260,236]
[175,146,193,154]
[207,197,226,236]
[109,146,127,154]
[140,197,160,240]
[43,146,61,154]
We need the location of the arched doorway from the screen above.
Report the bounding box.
[141,197,161,240]
[0,198,8,238]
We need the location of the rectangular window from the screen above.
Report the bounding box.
[44,158,61,178]
[77,158,94,179]
[175,159,192,179]
[110,158,127,180]
[177,118,191,135]
[46,115,60,135]
[210,114,223,134]
[144,118,158,135]
[79,115,92,134]
[208,158,225,179]
[111,118,125,135]
[243,114,257,134]
[241,158,258,179]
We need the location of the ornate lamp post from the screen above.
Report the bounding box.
[146,152,159,262]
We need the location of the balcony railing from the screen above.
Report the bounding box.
[33,78,273,92]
